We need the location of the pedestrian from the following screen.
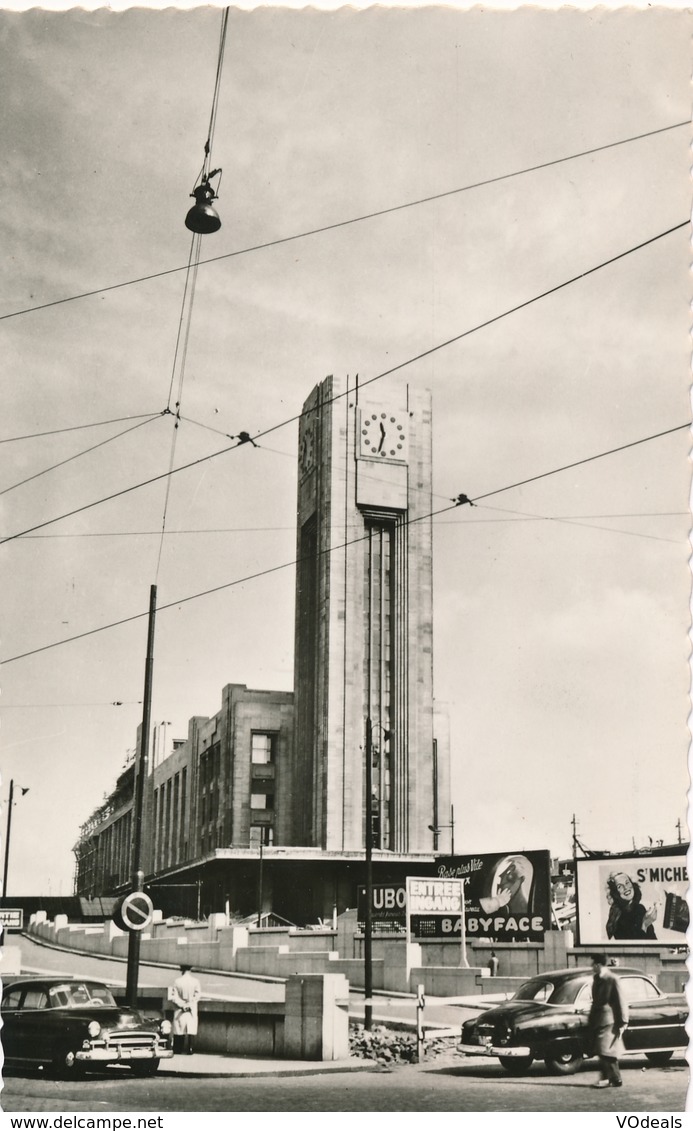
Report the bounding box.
[169,963,202,1055]
[488,950,500,977]
[587,952,628,1088]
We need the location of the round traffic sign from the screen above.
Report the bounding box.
[114,891,154,932]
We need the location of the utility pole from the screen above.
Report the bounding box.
[571,813,578,857]
[2,780,29,901]
[3,779,15,901]
[126,584,157,1007]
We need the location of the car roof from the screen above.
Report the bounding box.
[525,966,647,981]
[3,976,110,990]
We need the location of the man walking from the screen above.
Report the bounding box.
[169,963,202,1055]
[587,951,629,1088]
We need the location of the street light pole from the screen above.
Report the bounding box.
[126,583,157,1006]
[428,803,455,855]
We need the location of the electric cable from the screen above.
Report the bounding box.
[466,422,690,505]
[1,121,686,324]
[0,412,163,445]
[156,230,204,580]
[0,416,161,499]
[1,220,685,547]
[6,510,686,539]
[155,8,230,581]
[471,503,681,545]
[2,419,687,664]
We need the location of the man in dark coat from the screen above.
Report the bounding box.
[587,952,629,1087]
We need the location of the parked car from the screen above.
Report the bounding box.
[1,977,173,1076]
[459,966,687,1075]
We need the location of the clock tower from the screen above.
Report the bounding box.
[292,374,442,853]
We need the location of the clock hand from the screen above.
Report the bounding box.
[377,422,385,452]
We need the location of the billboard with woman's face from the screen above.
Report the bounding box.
[576,853,689,945]
[435,849,552,941]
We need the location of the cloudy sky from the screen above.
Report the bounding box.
[0,3,689,895]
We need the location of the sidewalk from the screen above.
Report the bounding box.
[157,1052,376,1078]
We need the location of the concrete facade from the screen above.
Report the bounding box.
[74,684,294,898]
[292,375,446,852]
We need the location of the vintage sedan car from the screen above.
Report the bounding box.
[1,977,173,1076]
[459,966,687,1075]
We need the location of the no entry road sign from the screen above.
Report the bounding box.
[114,891,154,932]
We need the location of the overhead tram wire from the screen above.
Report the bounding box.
[0,415,161,499]
[0,219,687,548]
[156,227,204,580]
[156,6,230,580]
[6,511,686,540]
[0,120,686,324]
[0,412,163,445]
[3,419,689,665]
[470,503,681,545]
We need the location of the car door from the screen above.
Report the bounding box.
[16,987,53,1063]
[1,987,26,1060]
[620,975,686,1052]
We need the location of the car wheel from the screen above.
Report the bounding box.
[545,1048,584,1075]
[645,1051,674,1066]
[498,1055,533,1074]
[131,1059,160,1076]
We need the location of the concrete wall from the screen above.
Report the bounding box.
[28,913,687,996]
[113,974,347,1060]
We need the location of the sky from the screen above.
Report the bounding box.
[0,3,690,895]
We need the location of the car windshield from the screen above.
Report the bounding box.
[48,983,117,1009]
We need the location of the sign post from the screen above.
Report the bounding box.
[405,875,465,977]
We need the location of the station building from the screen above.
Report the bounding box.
[73,377,451,922]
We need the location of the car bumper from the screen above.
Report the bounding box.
[459,1042,532,1059]
[76,1046,174,1063]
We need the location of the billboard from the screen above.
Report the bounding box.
[435,849,552,941]
[576,853,689,946]
[406,876,465,941]
[357,883,407,926]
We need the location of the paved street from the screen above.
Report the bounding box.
[1,1056,688,1113]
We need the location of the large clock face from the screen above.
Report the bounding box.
[299,420,315,473]
[359,409,408,461]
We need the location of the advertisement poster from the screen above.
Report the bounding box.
[576,853,689,946]
[435,849,552,941]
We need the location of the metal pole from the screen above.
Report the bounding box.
[450,803,455,856]
[459,877,469,967]
[364,716,373,1031]
[2,780,14,900]
[126,583,157,1006]
[416,984,426,1061]
[257,838,264,928]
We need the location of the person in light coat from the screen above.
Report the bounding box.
[587,952,629,1088]
[169,964,202,1055]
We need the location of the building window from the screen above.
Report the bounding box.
[250,825,274,846]
[251,733,275,765]
[250,792,274,810]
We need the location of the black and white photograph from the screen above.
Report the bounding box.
[0,0,690,1119]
